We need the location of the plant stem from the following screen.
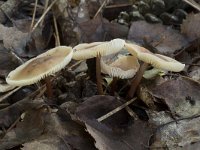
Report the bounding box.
[110,77,118,96]
[96,54,104,95]
[45,76,53,98]
[127,62,149,99]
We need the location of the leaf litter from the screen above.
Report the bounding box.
[0,0,200,149]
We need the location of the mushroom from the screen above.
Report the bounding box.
[101,54,140,79]
[124,42,185,98]
[73,39,125,60]
[124,42,185,72]
[72,39,125,94]
[101,53,140,95]
[6,46,73,97]
[0,83,16,92]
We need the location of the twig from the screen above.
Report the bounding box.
[32,0,57,32]
[157,114,200,130]
[10,48,24,64]
[68,60,83,70]
[97,98,136,122]
[0,87,21,103]
[93,0,108,19]
[125,106,138,120]
[40,0,49,26]
[183,0,200,11]
[96,54,104,95]
[30,0,38,30]
[53,14,60,46]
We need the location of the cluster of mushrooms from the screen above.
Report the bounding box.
[0,39,185,97]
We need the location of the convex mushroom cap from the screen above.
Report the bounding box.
[101,54,140,79]
[125,43,185,72]
[72,39,125,60]
[6,46,73,86]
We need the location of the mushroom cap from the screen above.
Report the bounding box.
[72,39,125,60]
[6,46,73,86]
[125,43,185,72]
[101,54,140,79]
[0,83,16,92]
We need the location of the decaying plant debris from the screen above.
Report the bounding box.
[0,0,200,150]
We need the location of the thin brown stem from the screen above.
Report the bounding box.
[110,77,118,96]
[127,63,149,99]
[96,54,104,95]
[45,76,53,98]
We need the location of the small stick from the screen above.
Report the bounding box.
[183,0,200,11]
[32,0,57,32]
[96,54,104,95]
[127,63,149,99]
[53,14,60,46]
[30,0,38,30]
[93,0,108,19]
[68,60,83,70]
[40,0,49,26]
[97,98,136,122]
[0,87,21,103]
[125,106,138,120]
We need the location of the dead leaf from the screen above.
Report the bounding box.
[151,115,200,149]
[0,103,47,150]
[0,0,23,23]
[150,76,200,118]
[0,89,44,129]
[181,13,200,41]
[0,47,21,77]
[188,58,200,81]
[22,135,70,150]
[0,24,30,56]
[79,16,129,42]
[75,95,154,150]
[128,21,189,56]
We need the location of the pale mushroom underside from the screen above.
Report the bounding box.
[125,43,185,72]
[72,39,125,60]
[101,55,140,79]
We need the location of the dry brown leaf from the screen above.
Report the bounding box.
[76,95,154,150]
[128,21,189,56]
[150,76,200,118]
[0,47,21,77]
[0,24,30,56]
[181,13,200,41]
[0,102,47,150]
[22,135,69,150]
[79,16,129,42]
[151,115,200,149]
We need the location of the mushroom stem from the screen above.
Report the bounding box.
[110,77,118,96]
[127,62,149,99]
[96,54,104,95]
[45,76,53,98]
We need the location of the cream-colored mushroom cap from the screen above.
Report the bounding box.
[72,39,125,60]
[125,43,185,72]
[0,83,16,92]
[101,54,140,79]
[6,46,73,86]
